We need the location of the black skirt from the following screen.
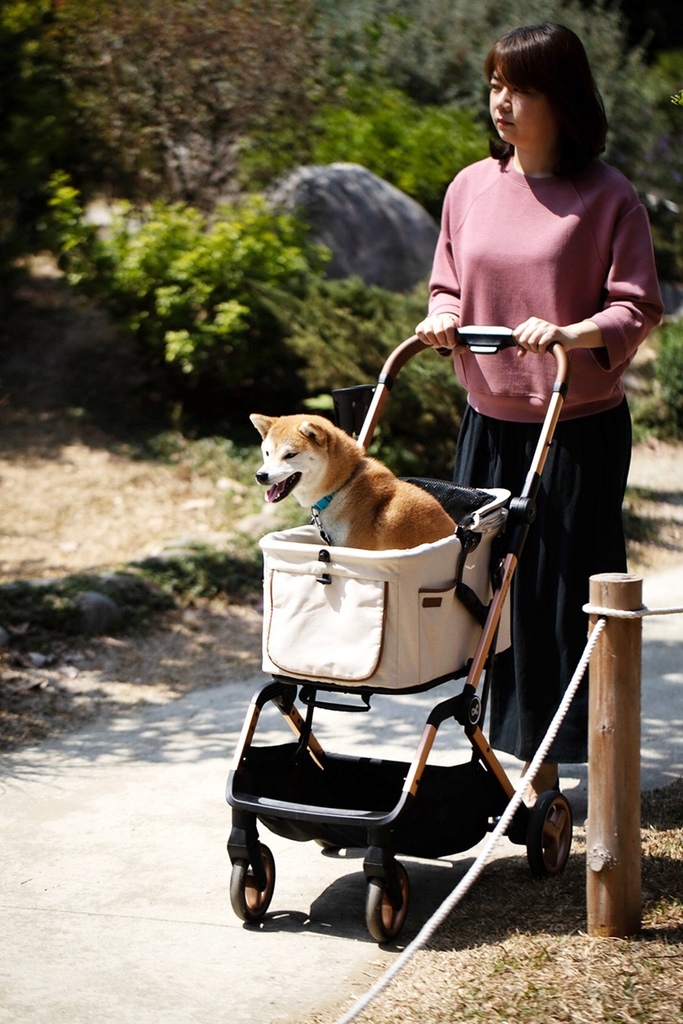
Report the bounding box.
[454,399,632,763]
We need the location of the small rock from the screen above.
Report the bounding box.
[27,651,53,668]
[76,591,122,635]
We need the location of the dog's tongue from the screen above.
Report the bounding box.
[266,481,286,503]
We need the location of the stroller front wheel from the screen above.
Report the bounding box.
[365,861,410,942]
[526,790,573,877]
[230,843,276,922]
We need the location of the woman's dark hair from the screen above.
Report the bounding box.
[485,23,607,176]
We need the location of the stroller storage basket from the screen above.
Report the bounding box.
[260,486,510,692]
[231,741,507,859]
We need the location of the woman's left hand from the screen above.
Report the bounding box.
[513,317,604,356]
[512,317,567,357]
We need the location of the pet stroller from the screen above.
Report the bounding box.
[226,329,573,942]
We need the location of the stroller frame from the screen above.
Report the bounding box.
[226,332,573,941]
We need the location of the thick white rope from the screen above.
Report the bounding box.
[333,617,608,1024]
[583,602,683,618]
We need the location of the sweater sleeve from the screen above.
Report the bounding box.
[428,182,462,319]
[587,202,663,372]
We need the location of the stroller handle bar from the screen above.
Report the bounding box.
[356,328,569,451]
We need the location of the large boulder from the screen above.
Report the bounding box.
[267,162,439,292]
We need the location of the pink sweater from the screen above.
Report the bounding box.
[429,157,663,421]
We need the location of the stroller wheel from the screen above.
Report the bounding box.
[526,790,573,877]
[230,843,276,923]
[365,862,410,943]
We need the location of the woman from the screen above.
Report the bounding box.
[415,23,663,800]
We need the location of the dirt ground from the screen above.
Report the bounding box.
[1,267,682,750]
[0,408,268,748]
[0,269,271,749]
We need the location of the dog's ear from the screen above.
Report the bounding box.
[297,419,328,447]
[250,414,274,439]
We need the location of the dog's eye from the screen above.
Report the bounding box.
[284,451,298,460]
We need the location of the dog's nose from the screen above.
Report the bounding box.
[255,471,270,485]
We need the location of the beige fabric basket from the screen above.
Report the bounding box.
[259,489,510,692]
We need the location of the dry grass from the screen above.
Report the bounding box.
[0,599,263,750]
[318,779,683,1024]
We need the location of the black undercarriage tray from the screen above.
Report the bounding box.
[230,742,508,859]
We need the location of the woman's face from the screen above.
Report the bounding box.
[489,70,559,163]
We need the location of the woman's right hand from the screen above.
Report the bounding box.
[415,312,462,351]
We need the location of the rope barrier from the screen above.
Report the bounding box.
[333,617,608,1024]
[583,602,683,618]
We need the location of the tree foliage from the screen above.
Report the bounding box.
[3,0,683,466]
[49,0,321,205]
[314,0,645,108]
[657,321,683,436]
[616,0,683,53]
[3,1,681,220]
[0,1,68,265]
[314,1,664,190]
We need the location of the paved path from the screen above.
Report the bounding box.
[0,567,681,1024]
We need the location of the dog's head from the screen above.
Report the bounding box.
[250,413,339,506]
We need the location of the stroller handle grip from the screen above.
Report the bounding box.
[379,330,569,381]
[357,332,569,450]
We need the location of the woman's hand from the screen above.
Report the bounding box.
[513,317,604,356]
[415,312,462,351]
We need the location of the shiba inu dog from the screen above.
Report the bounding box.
[250,413,455,550]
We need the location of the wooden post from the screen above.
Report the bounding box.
[586,572,643,937]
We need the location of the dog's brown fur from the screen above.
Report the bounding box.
[250,413,454,550]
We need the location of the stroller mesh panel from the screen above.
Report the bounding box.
[402,478,496,523]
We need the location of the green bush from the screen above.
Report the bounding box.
[46,176,330,425]
[310,85,488,218]
[0,549,265,643]
[0,573,172,640]
[283,277,467,477]
[134,545,263,605]
[657,320,683,436]
[45,176,465,475]
[0,1,70,286]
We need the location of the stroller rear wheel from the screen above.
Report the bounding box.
[365,861,410,942]
[230,843,276,922]
[526,790,572,877]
